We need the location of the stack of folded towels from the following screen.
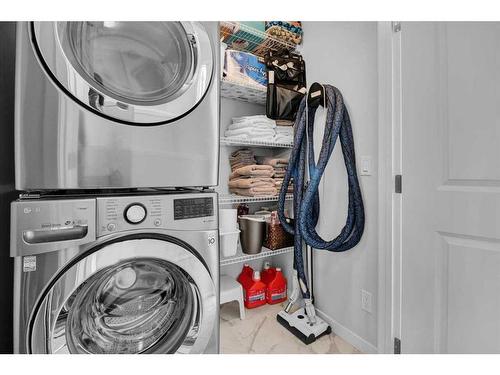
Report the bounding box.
[229,148,255,171]
[275,125,294,143]
[229,149,277,197]
[224,115,276,142]
[256,156,293,194]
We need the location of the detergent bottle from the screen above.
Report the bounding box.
[266,267,287,304]
[237,264,253,289]
[244,271,267,309]
[261,262,276,285]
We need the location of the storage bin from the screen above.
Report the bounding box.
[220,230,240,258]
[263,220,294,250]
[219,208,238,232]
[239,215,266,254]
[223,50,267,88]
[254,209,271,221]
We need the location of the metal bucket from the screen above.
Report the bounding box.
[238,215,267,254]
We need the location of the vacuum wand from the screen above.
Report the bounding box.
[283,244,317,325]
[304,244,317,324]
[284,270,300,313]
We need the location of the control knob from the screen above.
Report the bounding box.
[124,204,147,224]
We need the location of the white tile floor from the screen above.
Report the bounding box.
[220,302,362,354]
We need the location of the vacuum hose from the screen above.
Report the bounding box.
[277,84,365,300]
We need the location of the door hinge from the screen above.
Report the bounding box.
[395,174,402,194]
[394,337,401,354]
[392,22,401,33]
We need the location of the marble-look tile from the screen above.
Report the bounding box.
[220,302,362,354]
[333,335,362,354]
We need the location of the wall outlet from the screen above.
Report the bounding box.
[361,289,373,313]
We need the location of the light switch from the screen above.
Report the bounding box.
[360,156,372,176]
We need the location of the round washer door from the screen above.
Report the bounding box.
[31,21,213,125]
[28,236,216,354]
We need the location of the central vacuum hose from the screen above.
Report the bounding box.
[278,84,365,305]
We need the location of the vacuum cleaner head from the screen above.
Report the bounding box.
[277,308,332,345]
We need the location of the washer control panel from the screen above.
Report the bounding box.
[96,193,217,236]
[173,197,213,220]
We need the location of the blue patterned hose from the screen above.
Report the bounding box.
[277,84,365,299]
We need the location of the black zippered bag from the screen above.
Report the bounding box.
[265,52,306,121]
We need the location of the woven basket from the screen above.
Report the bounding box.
[264,220,294,250]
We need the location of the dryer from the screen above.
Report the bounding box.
[15,22,219,190]
[11,191,219,354]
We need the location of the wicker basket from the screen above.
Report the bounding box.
[264,220,294,250]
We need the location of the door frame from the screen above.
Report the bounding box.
[377,21,402,354]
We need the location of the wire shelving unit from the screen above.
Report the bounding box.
[220,246,294,267]
[220,21,296,60]
[218,193,293,205]
[220,78,266,104]
[220,137,293,149]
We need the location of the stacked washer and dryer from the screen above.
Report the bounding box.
[11,22,220,354]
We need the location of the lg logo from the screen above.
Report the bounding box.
[23,207,41,214]
[208,235,216,246]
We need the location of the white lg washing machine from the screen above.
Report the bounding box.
[15,22,219,190]
[11,191,219,354]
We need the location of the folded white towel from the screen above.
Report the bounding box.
[276,128,293,134]
[228,126,274,133]
[226,134,276,142]
[227,122,275,131]
[232,116,276,128]
[226,128,275,137]
[232,115,274,123]
[274,135,293,143]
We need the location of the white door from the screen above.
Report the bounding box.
[400,22,500,353]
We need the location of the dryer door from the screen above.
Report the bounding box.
[28,236,216,354]
[31,21,213,125]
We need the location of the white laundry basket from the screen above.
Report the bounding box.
[220,230,240,258]
[219,208,238,232]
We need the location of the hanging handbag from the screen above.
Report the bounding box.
[265,52,306,121]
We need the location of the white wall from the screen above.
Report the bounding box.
[300,22,379,352]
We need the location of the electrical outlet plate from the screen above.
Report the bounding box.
[361,289,373,313]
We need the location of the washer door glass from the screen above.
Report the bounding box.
[64,259,194,354]
[32,22,214,124]
[64,22,193,104]
[29,238,216,354]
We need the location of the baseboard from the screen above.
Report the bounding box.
[315,308,378,354]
